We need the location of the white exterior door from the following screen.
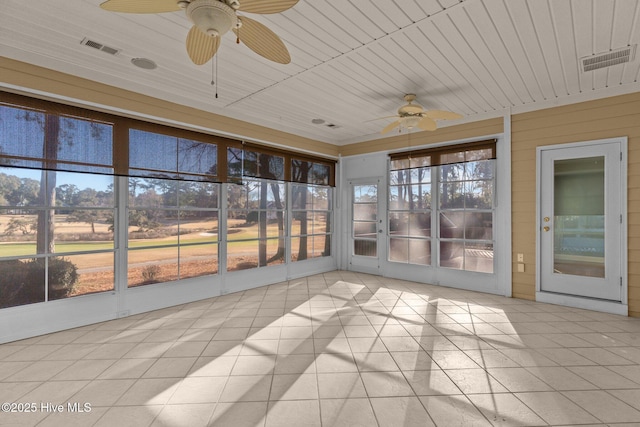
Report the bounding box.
[348,180,383,275]
[538,140,625,304]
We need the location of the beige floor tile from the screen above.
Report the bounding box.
[151,403,215,427]
[38,406,109,427]
[270,373,318,400]
[168,377,225,404]
[468,392,546,426]
[0,381,42,403]
[317,372,368,398]
[525,366,598,390]
[419,394,492,426]
[265,400,321,427]
[428,350,480,370]
[3,344,64,361]
[390,350,436,371]
[487,367,554,392]
[143,357,197,378]
[463,349,520,368]
[210,401,268,427]
[360,371,414,397]
[70,379,136,406]
[274,354,316,374]
[277,339,314,355]
[403,369,461,395]
[188,356,237,377]
[563,390,640,423]
[42,343,99,360]
[608,389,640,411]
[315,353,358,373]
[115,377,181,405]
[97,358,156,380]
[240,339,279,356]
[572,347,637,365]
[370,396,435,427]
[445,368,508,394]
[353,351,398,372]
[4,360,74,382]
[94,405,163,427]
[201,340,243,357]
[123,342,172,359]
[21,380,90,406]
[161,341,207,358]
[231,355,277,376]
[52,358,116,380]
[219,374,273,402]
[319,398,377,427]
[568,366,640,389]
[515,391,600,425]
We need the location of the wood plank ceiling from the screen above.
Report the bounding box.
[1,0,639,146]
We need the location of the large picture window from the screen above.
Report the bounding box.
[0,102,116,308]
[0,92,335,311]
[389,140,496,273]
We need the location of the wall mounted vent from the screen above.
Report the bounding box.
[81,38,120,55]
[581,45,636,72]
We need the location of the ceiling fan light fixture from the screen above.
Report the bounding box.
[187,0,236,37]
[401,116,422,129]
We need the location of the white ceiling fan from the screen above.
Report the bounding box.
[380,94,463,134]
[99,0,298,65]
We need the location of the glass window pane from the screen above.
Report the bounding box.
[53,253,114,299]
[129,178,178,207]
[56,173,114,208]
[410,184,431,209]
[179,244,218,278]
[440,183,465,209]
[389,237,408,263]
[179,182,219,209]
[129,130,178,173]
[440,241,463,269]
[465,181,492,209]
[464,212,492,240]
[128,247,179,287]
[440,163,464,181]
[54,209,114,252]
[354,185,377,203]
[409,213,431,237]
[178,213,218,244]
[354,239,376,257]
[227,240,259,272]
[0,167,42,207]
[266,238,285,265]
[177,138,217,177]
[389,212,408,236]
[354,204,376,221]
[0,209,38,257]
[465,160,493,180]
[409,238,431,265]
[354,222,376,238]
[0,105,45,160]
[0,258,45,308]
[129,209,178,245]
[440,212,464,239]
[56,117,113,168]
[464,242,494,273]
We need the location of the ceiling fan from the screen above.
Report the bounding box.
[99,0,297,65]
[380,94,463,134]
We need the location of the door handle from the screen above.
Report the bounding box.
[543,226,550,232]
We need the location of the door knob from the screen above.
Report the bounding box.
[543,226,550,232]
[543,217,550,222]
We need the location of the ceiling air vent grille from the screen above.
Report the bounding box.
[582,45,636,72]
[81,38,120,55]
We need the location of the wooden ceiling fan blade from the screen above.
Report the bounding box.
[381,120,401,134]
[423,110,463,120]
[186,25,220,65]
[238,0,299,14]
[100,0,182,13]
[417,117,438,131]
[233,16,291,64]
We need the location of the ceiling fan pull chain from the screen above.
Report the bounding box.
[236,17,240,44]
[211,54,218,99]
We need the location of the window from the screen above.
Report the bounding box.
[227,179,286,271]
[0,92,336,310]
[0,103,116,308]
[389,140,496,273]
[127,130,219,286]
[291,183,332,261]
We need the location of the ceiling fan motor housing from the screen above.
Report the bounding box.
[187,0,236,37]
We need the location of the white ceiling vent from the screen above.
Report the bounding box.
[81,38,120,55]
[581,45,636,72]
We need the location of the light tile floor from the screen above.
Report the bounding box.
[1,271,640,426]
